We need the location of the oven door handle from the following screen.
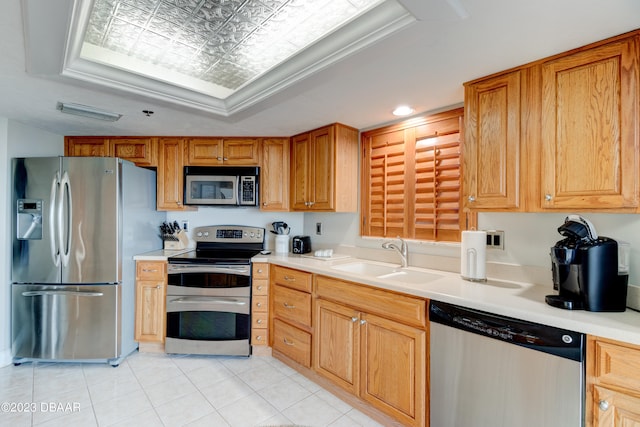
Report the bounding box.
[167,264,251,276]
[168,296,248,305]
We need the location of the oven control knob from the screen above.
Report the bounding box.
[196,231,203,237]
[250,232,255,238]
[203,231,209,237]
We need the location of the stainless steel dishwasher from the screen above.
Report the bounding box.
[429,301,585,427]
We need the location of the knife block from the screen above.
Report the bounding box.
[164,230,189,250]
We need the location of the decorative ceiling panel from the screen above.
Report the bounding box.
[82,0,383,94]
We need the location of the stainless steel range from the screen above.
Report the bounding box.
[166,225,265,356]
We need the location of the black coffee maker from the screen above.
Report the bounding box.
[546,215,628,312]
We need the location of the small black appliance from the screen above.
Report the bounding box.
[546,215,629,312]
[292,236,312,254]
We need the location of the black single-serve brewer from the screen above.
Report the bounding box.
[546,215,629,312]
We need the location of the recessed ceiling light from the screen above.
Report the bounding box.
[393,105,414,116]
[56,102,122,121]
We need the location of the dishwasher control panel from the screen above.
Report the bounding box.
[429,301,584,361]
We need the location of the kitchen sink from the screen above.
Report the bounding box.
[331,261,443,284]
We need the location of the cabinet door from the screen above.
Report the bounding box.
[314,299,360,394]
[261,138,290,211]
[541,37,639,209]
[592,386,640,426]
[134,280,165,343]
[110,138,157,166]
[291,132,312,210]
[360,312,426,427]
[464,70,521,210]
[157,138,190,211]
[186,138,224,165]
[309,126,335,210]
[65,137,109,157]
[222,138,260,165]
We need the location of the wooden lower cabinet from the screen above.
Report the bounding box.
[587,336,640,426]
[134,261,167,343]
[251,263,270,347]
[314,276,427,427]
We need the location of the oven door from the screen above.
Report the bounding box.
[165,295,250,356]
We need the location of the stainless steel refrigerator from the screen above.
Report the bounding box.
[11,156,165,366]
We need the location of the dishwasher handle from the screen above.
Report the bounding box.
[429,301,584,362]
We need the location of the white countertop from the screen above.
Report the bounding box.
[133,248,193,260]
[257,253,640,346]
[133,250,640,346]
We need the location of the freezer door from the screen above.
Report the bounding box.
[61,157,121,284]
[12,157,62,283]
[11,284,121,360]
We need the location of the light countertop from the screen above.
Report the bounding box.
[258,253,640,346]
[133,250,640,346]
[133,248,192,260]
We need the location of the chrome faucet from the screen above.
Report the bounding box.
[382,237,408,268]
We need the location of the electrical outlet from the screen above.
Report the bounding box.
[181,220,189,231]
[316,222,323,235]
[485,230,504,250]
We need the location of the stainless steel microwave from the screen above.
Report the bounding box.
[184,166,259,206]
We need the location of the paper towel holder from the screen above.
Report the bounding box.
[461,230,487,282]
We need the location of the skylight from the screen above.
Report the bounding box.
[81,0,385,99]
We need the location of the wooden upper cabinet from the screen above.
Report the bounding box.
[109,138,157,166]
[185,138,260,165]
[157,138,192,211]
[463,70,521,210]
[291,123,358,212]
[540,36,639,210]
[260,138,290,211]
[65,137,109,157]
[66,136,157,166]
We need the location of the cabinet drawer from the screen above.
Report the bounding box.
[315,275,427,328]
[592,339,640,392]
[252,279,269,296]
[273,284,312,327]
[251,329,269,346]
[252,295,269,313]
[252,263,269,279]
[136,261,166,281]
[272,266,312,292]
[252,312,268,329]
[273,319,311,367]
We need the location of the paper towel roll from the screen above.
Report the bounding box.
[461,231,487,282]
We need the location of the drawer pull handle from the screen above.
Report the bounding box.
[599,400,610,411]
[284,275,296,281]
[283,337,295,346]
[283,303,296,309]
[142,269,158,273]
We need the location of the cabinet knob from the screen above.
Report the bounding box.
[223,157,228,161]
[217,157,223,161]
[263,202,268,206]
[155,285,161,289]
[545,194,553,201]
[256,285,263,291]
[467,196,475,202]
[257,269,263,273]
[256,302,262,308]
[598,400,610,411]
[256,319,263,324]
[255,335,263,341]
[351,317,358,323]
[360,319,367,325]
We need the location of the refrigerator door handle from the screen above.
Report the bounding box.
[59,171,72,267]
[21,290,105,297]
[49,172,61,267]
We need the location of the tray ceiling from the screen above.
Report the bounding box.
[60,0,415,116]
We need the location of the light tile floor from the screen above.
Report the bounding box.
[0,351,386,427]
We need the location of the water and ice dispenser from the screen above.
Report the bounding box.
[16,199,43,240]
